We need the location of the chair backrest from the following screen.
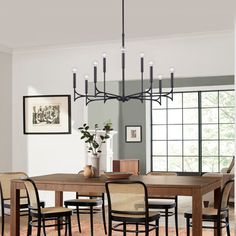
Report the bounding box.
[105,181,148,217]
[23,178,41,212]
[146,171,177,176]
[0,172,28,200]
[219,179,234,212]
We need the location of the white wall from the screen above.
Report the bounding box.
[11,31,234,202]
[0,50,12,171]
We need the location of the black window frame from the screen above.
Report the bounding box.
[150,89,235,175]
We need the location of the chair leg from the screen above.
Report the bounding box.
[135,223,138,236]
[68,215,72,236]
[37,218,41,236]
[108,218,112,236]
[156,219,159,236]
[42,217,47,236]
[186,217,190,236]
[57,217,61,236]
[90,206,94,236]
[76,206,82,233]
[27,213,32,236]
[175,198,179,236]
[145,222,149,236]
[226,216,231,236]
[123,222,126,236]
[1,213,4,236]
[102,196,107,235]
[165,208,169,236]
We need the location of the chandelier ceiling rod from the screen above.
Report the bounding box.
[72,0,175,105]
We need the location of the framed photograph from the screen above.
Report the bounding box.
[23,95,71,134]
[125,125,142,143]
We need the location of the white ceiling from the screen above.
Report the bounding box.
[0,0,235,49]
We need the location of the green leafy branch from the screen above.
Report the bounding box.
[79,123,113,155]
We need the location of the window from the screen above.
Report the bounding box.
[151,90,235,173]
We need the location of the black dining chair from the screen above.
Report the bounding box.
[146,171,179,236]
[184,179,234,236]
[23,178,72,236]
[105,180,160,236]
[64,171,107,236]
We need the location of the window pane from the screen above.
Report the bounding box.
[153,156,167,171]
[183,141,198,155]
[168,156,182,171]
[153,110,166,124]
[202,124,218,140]
[202,141,218,156]
[184,156,199,172]
[183,125,198,139]
[220,156,234,171]
[153,125,166,140]
[168,125,182,140]
[219,91,234,107]
[202,92,218,107]
[219,108,234,123]
[183,93,198,108]
[220,141,235,156]
[183,109,198,124]
[153,141,166,155]
[202,108,218,123]
[168,109,182,124]
[202,156,218,172]
[168,141,182,155]
[220,124,235,139]
[168,93,182,108]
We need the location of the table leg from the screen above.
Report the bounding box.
[55,191,63,207]
[55,191,63,230]
[214,187,221,236]
[10,182,20,236]
[192,190,202,236]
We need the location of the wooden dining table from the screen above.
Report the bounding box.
[10,173,222,236]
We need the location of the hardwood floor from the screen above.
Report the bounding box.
[2,205,234,235]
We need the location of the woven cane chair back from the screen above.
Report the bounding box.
[0,172,28,200]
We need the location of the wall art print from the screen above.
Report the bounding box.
[23,95,71,134]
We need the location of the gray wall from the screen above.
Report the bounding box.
[89,75,234,174]
[0,51,12,171]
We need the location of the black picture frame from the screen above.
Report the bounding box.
[23,95,71,134]
[125,125,142,143]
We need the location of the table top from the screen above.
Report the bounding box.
[12,173,221,196]
[27,173,220,187]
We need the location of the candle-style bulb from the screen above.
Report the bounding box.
[72,68,78,73]
[170,67,175,73]
[84,75,89,80]
[149,61,154,66]
[93,61,98,67]
[140,52,144,58]
[102,52,107,58]
[158,74,163,80]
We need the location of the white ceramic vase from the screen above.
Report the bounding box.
[90,154,100,177]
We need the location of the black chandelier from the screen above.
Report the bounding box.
[73,0,174,105]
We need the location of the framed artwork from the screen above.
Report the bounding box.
[23,95,71,134]
[125,125,142,143]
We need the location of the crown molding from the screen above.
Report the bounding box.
[0,44,12,53]
[13,29,233,54]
